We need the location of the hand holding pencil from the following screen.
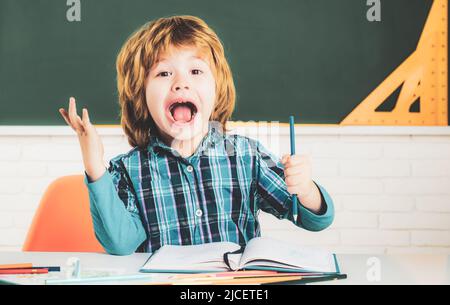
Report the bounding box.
[281,116,322,217]
[281,154,315,214]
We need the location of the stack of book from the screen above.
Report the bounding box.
[140,237,346,285]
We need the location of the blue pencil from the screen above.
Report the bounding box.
[289,116,298,223]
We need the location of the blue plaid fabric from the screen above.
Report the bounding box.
[86,123,334,255]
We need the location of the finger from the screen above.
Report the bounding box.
[60,108,82,133]
[285,174,304,186]
[292,154,310,160]
[285,160,310,169]
[59,109,75,130]
[289,154,309,163]
[68,98,79,126]
[281,155,293,166]
[286,156,310,167]
[82,108,90,122]
[68,97,84,132]
[74,109,85,131]
[82,108,91,129]
[76,115,86,134]
[284,165,302,176]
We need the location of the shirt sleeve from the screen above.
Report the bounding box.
[254,140,335,232]
[85,158,147,255]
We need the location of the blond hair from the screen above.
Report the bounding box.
[116,15,236,149]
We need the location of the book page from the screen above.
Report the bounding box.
[239,237,337,273]
[141,241,242,272]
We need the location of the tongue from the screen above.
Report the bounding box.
[172,105,192,122]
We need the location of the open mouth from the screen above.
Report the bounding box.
[168,101,198,124]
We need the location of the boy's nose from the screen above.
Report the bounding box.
[172,80,190,92]
[174,85,189,91]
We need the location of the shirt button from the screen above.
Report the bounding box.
[195,209,203,217]
[186,165,194,172]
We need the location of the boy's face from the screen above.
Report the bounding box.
[145,45,216,142]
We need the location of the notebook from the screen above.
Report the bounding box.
[140,237,342,275]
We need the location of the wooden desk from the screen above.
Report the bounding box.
[1,252,449,285]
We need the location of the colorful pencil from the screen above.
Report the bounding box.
[0,268,48,275]
[0,263,33,270]
[289,116,298,223]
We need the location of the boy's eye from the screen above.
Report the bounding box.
[157,71,172,77]
[156,69,203,77]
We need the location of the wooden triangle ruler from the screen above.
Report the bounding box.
[341,0,448,125]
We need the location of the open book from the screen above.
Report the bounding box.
[140,237,341,274]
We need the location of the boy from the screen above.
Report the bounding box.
[59,15,334,255]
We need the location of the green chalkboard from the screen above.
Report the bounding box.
[0,0,435,125]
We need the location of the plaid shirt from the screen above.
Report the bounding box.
[86,123,334,255]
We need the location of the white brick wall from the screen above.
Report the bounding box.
[0,125,450,254]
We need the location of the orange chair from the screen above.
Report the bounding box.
[23,175,105,253]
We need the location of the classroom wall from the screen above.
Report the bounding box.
[1,125,450,254]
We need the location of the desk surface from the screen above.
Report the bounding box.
[1,252,449,285]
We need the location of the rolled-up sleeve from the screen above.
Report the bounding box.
[253,140,335,232]
[85,158,147,255]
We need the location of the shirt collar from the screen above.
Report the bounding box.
[148,122,225,158]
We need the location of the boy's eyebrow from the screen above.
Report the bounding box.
[156,55,207,64]
[191,55,206,61]
[151,56,209,73]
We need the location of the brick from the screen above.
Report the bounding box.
[261,229,340,246]
[47,162,85,177]
[319,178,383,195]
[330,212,378,229]
[12,136,51,144]
[342,135,410,143]
[340,230,410,246]
[311,159,339,178]
[313,143,383,159]
[0,144,21,161]
[342,195,414,212]
[329,195,344,212]
[0,213,14,228]
[380,213,450,230]
[258,211,298,230]
[22,144,82,161]
[0,162,47,177]
[13,212,35,229]
[332,246,386,254]
[386,247,450,254]
[50,135,124,145]
[0,246,22,251]
[104,144,137,162]
[49,136,79,144]
[3,127,450,253]
[416,196,450,212]
[384,143,450,159]
[0,162,16,176]
[411,135,450,143]
[0,194,41,212]
[298,136,339,153]
[22,177,54,195]
[384,178,450,195]
[0,229,28,246]
[411,231,450,247]
[412,160,450,177]
[340,160,410,177]
[0,178,24,194]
